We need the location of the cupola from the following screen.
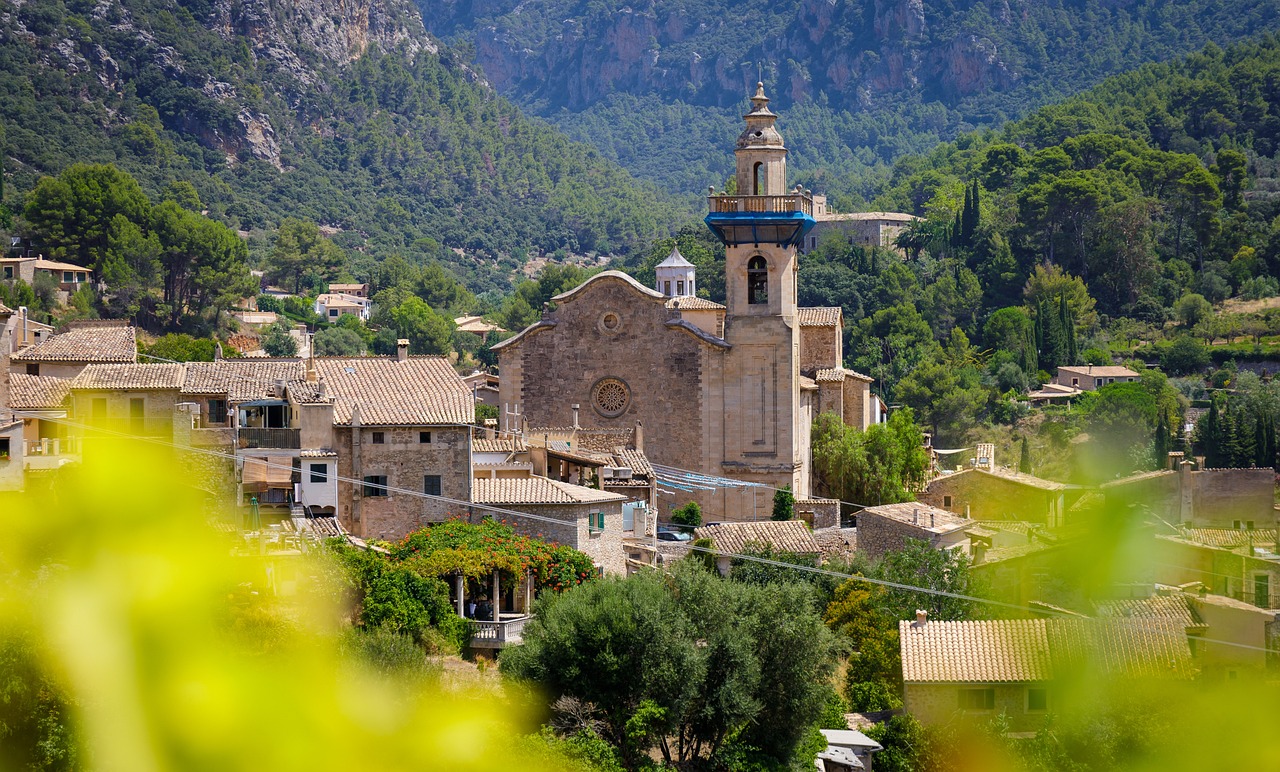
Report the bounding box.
[655,246,696,297]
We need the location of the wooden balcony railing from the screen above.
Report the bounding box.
[24,437,80,457]
[707,194,813,216]
[238,427,301,449]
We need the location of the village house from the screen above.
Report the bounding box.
[462,370,500,407]
[9,321,136,378]
[1152,526,1280,609]
[470,476,628,575]
[920,451,1075,527]
[497,85,876,522]
[7,374,73,471]
[856,502,972,560]
[454,316,506,336]
[327,283,369,298]
[802,204,920,255]
[1052,364,1141,392]
[899,614,1194,731]
[68,363,186,439]
[693,519,821,576]
[0,256,94,303]
[1100,456,1277,529]
[313,292,371,321]
[815,728,882,772]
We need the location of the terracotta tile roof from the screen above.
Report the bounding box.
[70,363,185,390]
[471,476,625,505]
[666,296,725,311]
[1100,469,1174,489]
[315,357,472,426]
[1057,365,1141,379]
[982,467,1070,490]
[11,325,136,363]
[547,440,611,465]
[900,618,1195,683]
[299,448,339,458]
[797,307,842,327]
[900,619,1053,683]
[614,448,652,477]
[0,302,12,314]
[1093,594,1204,631]
[859,502,970,534]
[472,436,527,453]
[1180,528,1279,549]
[182,360,304,401]
[815,367,874,383]
[8,374,70,410]
[694,520,821,555]
[1046,618,1195,679]
[812,526,857,559]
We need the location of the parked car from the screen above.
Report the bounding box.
[656,527,692,542]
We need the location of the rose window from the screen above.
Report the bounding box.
[592,378,630,418]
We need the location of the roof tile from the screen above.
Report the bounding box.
[12,325,136,363]
[694,520,821,555]
[472,476,625,505]
[315,357,472,426]
[797,307,842,327]
[8,374,70,410]
[70,363,185,390]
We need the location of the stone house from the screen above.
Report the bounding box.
[9,322,136,378]
[815,728,881,772]
[496,86,874,522]
[900,614,1194,731]
[68,363,186,438]
[1,257,94,302]
[327,283,369,298]
[693,519,821,575]
[7,374,74,471]
[1052,365,1140,392]
[471,476,627,575]
[1100,461,1276,528]
[1153,527,1280,609]
[801,206,920,255]
[919,467,1074,527]
[856,502,972,560]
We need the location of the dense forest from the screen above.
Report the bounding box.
[427,0,1280,202]
[0,0,686,296]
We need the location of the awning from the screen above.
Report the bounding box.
[243,456,293,486]
[238,399,287,408]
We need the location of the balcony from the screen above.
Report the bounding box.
[470,615,531,649]
[24,438,81,471]
[238,427,301,449]
[705,194,816,248]
[707,193,814,216]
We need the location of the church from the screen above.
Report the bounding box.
[494,84,876,522]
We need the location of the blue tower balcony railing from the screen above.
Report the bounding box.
[705,192,816,248]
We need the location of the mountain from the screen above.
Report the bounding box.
[424,0,1280,202]
[0,0,686,293]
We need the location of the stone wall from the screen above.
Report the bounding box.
[795,498,839,529]
[1190,468,1275,527]
[919,470,1060,524]
[489,500,627,576]
[904,682,1044,731]
[71,388,181,437]
[338,425,471,541]
[856,510,962,560]
[798,324,839,373]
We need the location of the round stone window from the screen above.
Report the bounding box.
[592,377,631,418]
[599,311,622,334]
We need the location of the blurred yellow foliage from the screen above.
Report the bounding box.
[0,442,556,771]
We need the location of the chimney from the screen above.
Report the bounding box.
[930,511,935,527]
[913,508,919,525]
[396,339,409,362]
[965,503,971,519]
[634,421,644,453]
[214,342,224,361]
[571,403,580,429]
[915,609,928,627]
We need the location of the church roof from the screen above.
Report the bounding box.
[798,307,842,327]
[666,296,725,311]
[657,247,694,268]
[550,270,665,305]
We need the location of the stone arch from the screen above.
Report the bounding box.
[747,254,769,305]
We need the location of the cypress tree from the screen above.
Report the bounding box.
[1154,411,1170,469]
[1019,436,1032,474]
[1199,398,1222,467]
[1255,414,1270,469]
[1235,408,1257,467]
[1060,293,1077,367]
[1220,408,1242,468]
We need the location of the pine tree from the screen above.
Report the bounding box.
[1019,437,1032,474]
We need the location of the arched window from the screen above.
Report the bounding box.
[752,162,763,195]
[747,255,768,305]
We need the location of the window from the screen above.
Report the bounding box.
[1070,378,1078,387]
[26,363,39,376]
[589,511,605,534]
[1095,378,1103,387]
[747,256,768,305]
[62,271,73,282]
[0,437,10,460]
[207,399,227,426]
[958,688,995,711]
[1107,378,1115,384]
[419,431,432,443]
[1027,688,1048,712]
[663,280,671,295]
[676,280,685,295]
[371,431,385,444]
[91,397,107,421]
[130,398,145,434]
[1254,573,1271,608]
[329,309,338,317]
[943,495,953,508]
[424,475,442,496]
[309,464,328,483]
[362,475,388,497]
[3,266,12,279]
[752,161,763,195]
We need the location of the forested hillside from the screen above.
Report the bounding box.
[427,0,1280,202]
[0,0,684,294]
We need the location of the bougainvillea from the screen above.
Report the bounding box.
[389,518,597,594]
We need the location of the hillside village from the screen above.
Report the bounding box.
[4,75,1280,770]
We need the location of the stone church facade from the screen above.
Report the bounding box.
[495,84,873,521]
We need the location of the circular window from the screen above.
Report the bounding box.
[597,311,623,335]
[592,377,631,418]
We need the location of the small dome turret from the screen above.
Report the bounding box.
[655,246,696,297]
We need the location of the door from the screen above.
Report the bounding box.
[1255,574,1270,609]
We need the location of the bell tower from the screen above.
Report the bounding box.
[702,83,817,500]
